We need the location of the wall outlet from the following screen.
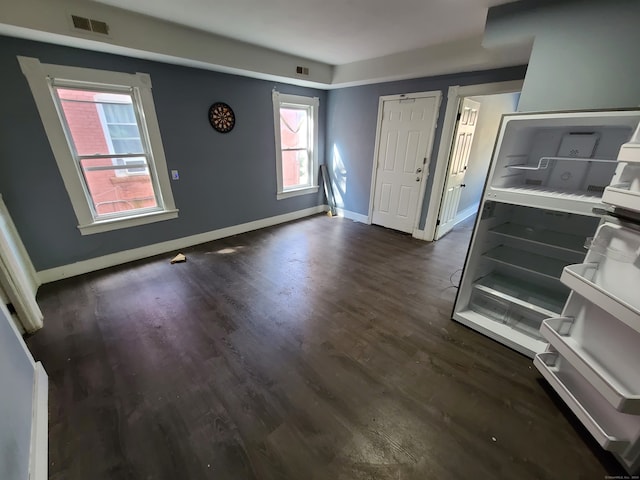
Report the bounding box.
[171,170,179,180]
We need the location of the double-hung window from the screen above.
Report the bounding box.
[272,92,319,199]
[19,56,178,235]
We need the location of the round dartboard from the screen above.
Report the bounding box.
[208,102,235,133]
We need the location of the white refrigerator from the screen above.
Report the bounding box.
[452,110,640,474]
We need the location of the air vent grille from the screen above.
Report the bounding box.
[71,14,110,35]
[71,15,91,31]
[90,19,109,35]
[296,66,310,76]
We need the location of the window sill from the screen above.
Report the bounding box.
[78,209,179,235]
[277,185,319,200]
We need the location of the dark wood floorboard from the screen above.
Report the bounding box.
[26,214,623,479]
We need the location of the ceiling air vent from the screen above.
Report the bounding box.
[71,14,110,35]
[296,66,310,76]
[71,15,91,32]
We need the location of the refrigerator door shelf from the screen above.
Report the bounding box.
[534,352,640,456]
[561,264,640,334]
[603,163,640,212]
[540,317,640,414]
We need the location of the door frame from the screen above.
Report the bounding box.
[367,90,442,237]
[422,80,524,241]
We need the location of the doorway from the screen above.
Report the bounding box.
[368,91,441,234]
[423,80,523,241]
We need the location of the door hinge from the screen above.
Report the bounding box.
[456,112,461,121]
[423,157,427,164]
[436,220,441,226]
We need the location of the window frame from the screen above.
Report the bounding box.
[272,91,319,200]
[18,56,178,235]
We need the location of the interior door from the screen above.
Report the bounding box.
[371,95,440,233]
[435,97,481,239]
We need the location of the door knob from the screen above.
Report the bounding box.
[416,168,423,173]
[416,177,420,182]
[461,184,466,187]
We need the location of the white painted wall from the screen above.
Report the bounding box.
[0,303,35,480]
[485,0,640,112]
[457,92,519,214]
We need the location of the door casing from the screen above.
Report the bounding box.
[367,91,442,237]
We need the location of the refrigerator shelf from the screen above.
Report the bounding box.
[489,222,586,254]
[474,272,565,315]
[486,186,603,216]
[483,245,567,280]
[540,317,640,414]
[507,156,615,172]
[534,352,640,456]
[561,264,640,335]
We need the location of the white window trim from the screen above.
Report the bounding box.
[18,56,178,235]
[272,91,320,200]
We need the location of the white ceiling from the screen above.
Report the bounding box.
[93,0,518,65]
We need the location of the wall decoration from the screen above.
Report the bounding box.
[208,102,235,133]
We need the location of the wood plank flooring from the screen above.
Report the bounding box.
[26,214,623,479]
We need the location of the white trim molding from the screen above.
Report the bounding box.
[272,91,320,200]
[423,79,524,241]
[454,203,480,226]
[367,91,443,235]
[18,56,179,235]
[37,205,326,283]
[335,207,368,223]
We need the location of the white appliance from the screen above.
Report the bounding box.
[533,120,640,474]
[453,109,640,357]
[451,110,640,474]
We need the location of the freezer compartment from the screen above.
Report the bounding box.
[486,110,640,215]
[540,297,640,413]
[603,162,640,212]
[534,351,640,456]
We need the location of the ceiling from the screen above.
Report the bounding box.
[93,0,519,65]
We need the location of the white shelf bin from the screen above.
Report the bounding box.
[540,317,640,414]
[561,264,640,335]
[603,162,640,211]
[617,122,640,163]
[534,352,640,455]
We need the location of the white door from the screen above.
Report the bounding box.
[435,98,481,239]
[371,95,440,233]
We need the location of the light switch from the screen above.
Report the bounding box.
[171,170,179,180]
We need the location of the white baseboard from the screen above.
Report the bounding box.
[38,205,325,283]
[335,207,368,223]
[30,362,48,480]
[454,203,479,226]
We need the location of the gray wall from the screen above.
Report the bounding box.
[486,0,640,112]
[457,92,519,213]
[0,304,35,480]
[325,66,527,227]
[0,35,326,270]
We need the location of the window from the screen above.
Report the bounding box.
[18,57,178,235]
[272,92,319,200]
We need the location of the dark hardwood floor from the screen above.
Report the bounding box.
[27,214,621,479]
